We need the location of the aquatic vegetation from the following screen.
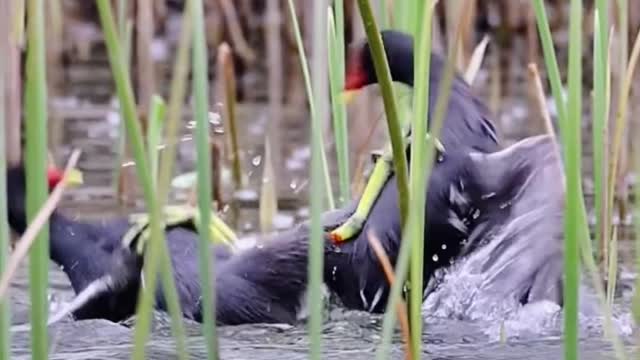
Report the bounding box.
[6,1,640,360]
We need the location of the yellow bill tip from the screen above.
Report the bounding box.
[63,168,84,187]
[341,90,359,105]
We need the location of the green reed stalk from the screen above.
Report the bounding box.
[609,11,640,251]
[157,4,192,203]
[392,0,414,33]
[117,0,126,35]
[606,0,628,265]
[612,25,640,332]
[374,0,387,29]
[147,94,190,359]
[147,95,166,182]
[156,8,197,358]
[407,1,435,357]
[563,1,583,358]
[607,226,618,308]
[592,2,608,262]
[534,5,627,359]
[24,0,49,357]
[190,0,218,358]
[327,8,350,205]
[12,0,25,46]
[309,0,329,358]
[377,9,460,360]
[532,0,568,144]
[0,5,10,358]
[334,0,345,62]
[355,0,410,229]
[218,44,243,191]
[112,19,132,194]
[287,0,335,210]
[95,2,189,359]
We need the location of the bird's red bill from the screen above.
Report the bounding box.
[344,50,366,91]
[47,167,64,189]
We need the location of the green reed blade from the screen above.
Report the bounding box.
[190,0,218,358]
[95,2,189,359]
[287,0,335,210]
[355,0,410,229]
[407,1,435,357]
[24,0,49,358]
[534,4,627,358]
[327,8,350,205]
[0,3,11,357]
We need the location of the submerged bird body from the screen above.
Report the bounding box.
[7,166,314,325]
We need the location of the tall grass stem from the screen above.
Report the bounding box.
[190,0,218,358]
[24,0,50,357]
[407,1,435,357]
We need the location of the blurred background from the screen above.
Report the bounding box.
[3,0,640,245]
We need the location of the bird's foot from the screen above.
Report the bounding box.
[121,206,239,254]
[329,216,365,244]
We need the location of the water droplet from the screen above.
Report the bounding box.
[481,192,496,200]
[208,112,222,125]
[432,254,439,262]
[289,180,298,190]
[472,209,480,219]
[441,244,447,250]
[252,155,262,166]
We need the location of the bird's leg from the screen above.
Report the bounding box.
[329,124,445,244]
[329,147,395,244]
